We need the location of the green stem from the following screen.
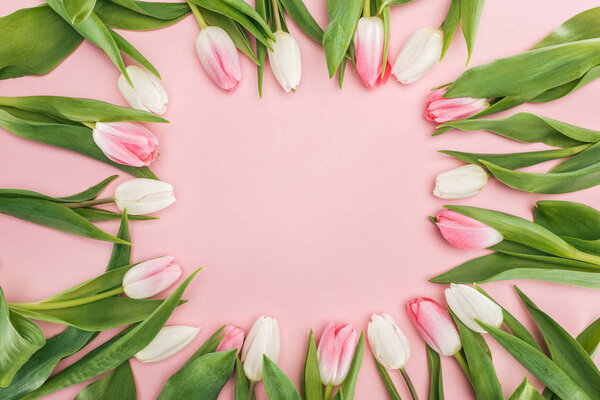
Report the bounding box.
[10,287,124,311]
[324,385,333,400]
[400,368,420,400]
[453,351,472,382]
[363,0,370,17]
[63,197,115,209]
[187,0,207,28]
[270,0,282,31]
[249,381,256,400]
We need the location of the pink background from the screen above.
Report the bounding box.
[1,0,600,398]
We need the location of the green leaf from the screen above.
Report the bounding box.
[108,212,132,270]
[374,360,401,400]
[158,350,236,400]
[426,345,444,400]
[108,28,160,77]
[63,0,97,24]
[221,0,274,39]
[551,142,600,173]
[235,356,250,400]
[460,0,484,64]
[439,145,588,170]
[333,332,364,400]
[377,0,413,12]
[262,356,302,400]
[0,175,117,203]
[451,313,503,400]
[445,38,600,98]
[508,377,544,400]
[533,7,600,49]
[0,289,45,387]
[302,330,323,400]
[481,321,595,400]
[516,287,600,398]
[0,5,82,80]
[95,0,190,30]
[0,197,130,244]
[534,200,600,240]
[532,66,600,103]
[255,0,267,97]
[21,269,201,399]
[279,0,323,43]
[323,0,363,78]
[202,9,259,64]
[74,360,136,400]
[441,0,460,60]
[577,318,600,357]
[74,207,156,221]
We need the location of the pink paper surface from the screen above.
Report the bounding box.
[1,0,599,398]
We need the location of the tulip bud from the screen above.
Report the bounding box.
[135,325,200,362]
[436,209,503,250]
[317,323,359,387]
[122,256,182,299]
[434,164,488,199]
[268,31,302,93]
[195,26,241,91]
[114,178,175,215]
[217,325,245,353]
[118,65,168,115]
[240,316,280,382]
[368,314,411,369]
[392,28,442,84]
[445,284,503,333]
[354,17,388,89]
[92,122,159,167]
[407,298,461,356]
[425,88,488,123]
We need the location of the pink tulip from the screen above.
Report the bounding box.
[354,17,391,89]
[424,88,487,123]
[195,26,241,91]
[436,209,503,250]
[217,325,245,352]
[122,256,182,299]
[92,122,158,167]
[317,323,359,387]
[407,298,461,356]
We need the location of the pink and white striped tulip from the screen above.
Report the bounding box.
[436,209,503,250]
[407,298,461,356]
[195,26,241,91]
[217,325,245,353]
[317,322,359,387]
[354,17,391,89]
[92,122,158,167]
[122,256,182,299]
[424,88,487,123]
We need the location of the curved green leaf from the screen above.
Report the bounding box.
[550,142,600,173]
[427,345,444,400]
[74,207,155,221]
[374,360,401,400]
[532,65,600,103]
[74,360,136,400]
[235,356,250,400]
[323,0,362,78]
[533,7,600,49]
[534,200,600,240]
[460,0,484,64]
[263,356,302,400]
[63,0,97,25]
[441,0,460,60]
[0,175,117,203]
[302,330,323,400]
[578,318,600,357]
[95,0,189,30]
[508,377,544,400]
[108,28,160,77]
[221,0,274,39]
[279,0,323,43]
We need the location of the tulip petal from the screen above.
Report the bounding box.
[135,325,200,362]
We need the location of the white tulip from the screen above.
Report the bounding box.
[135,325,200,362]
[118,66,168,115]
[114,178,175,215]
[433,164,488,199]
[368,314,411,369]
[392,28,442,84]
[268,31,301,93]
[445,284,503,333]
[240,316,280,381]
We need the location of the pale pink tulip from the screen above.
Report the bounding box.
[354,17,391,89]
[217,325,245,352]
[195,26,241,91]
[92,122,158,167]
[407,298,461,356]
[424,88,487,123]
[317,323,359,387]
[122,256,182,299]
[436,209,503,250]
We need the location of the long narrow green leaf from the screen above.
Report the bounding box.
[279,0,323,43]
[95,0,190,30]
[0,175,117,203]
[221,0,274,39]
[235,356,250,400]
[262,356,302,400]
[323,0,363,78]
[74,208,155,221]
[108,28,160,77]
[441,0,460,60]
[302,330,323,400]
[534,200,600,240]
[74,360,136,400]
[577,318,600,357]
[63,0,97,25]
[509,377,545,400]
[108,212,131,270]
[374,360,401,400]
[460,0,484,64]
[533,7,600,49]
[532,66,600,103]
[255,0,267,97]
[426,345,444,400]
[550,142,600,173]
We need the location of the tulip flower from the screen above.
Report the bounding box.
[122,256,182,299]
[433,164,488,199]
[195,26,242,91]
[317,322,359,389]
[368,314,410,369]
[407,298,461,356]
[241,316,280,382]
[268,31,302,93]
[216,325,245,352]
[92,122,158,167]
[118,65,168,115]
[445,284,503,333]
[425,88,488,123]
[354,17,391,89]
[114,178,176,215]
[436,209,503,250]
[392,28,443,84]
[135,325,200,362]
